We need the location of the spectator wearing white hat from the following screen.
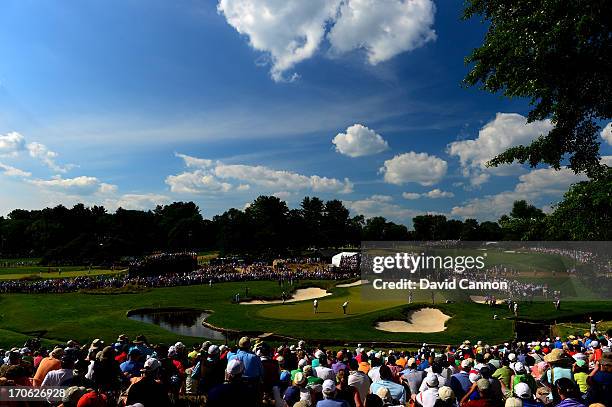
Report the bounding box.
[207,359,258,407]
[413,374,440,407]
[125,358,171,407]
[450,359,472,400]
[318,379,350,407]
[510,361,537,396]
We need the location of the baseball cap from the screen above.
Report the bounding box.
[208,345,220,355]
[477,378,490,391]
[425,374,439,387]
[439,386,455,401]
[322,379,335,393]
[505,397,523,407]
[461,359,472,368]
[575,359,587,368]
[238,337,251,348]
[226,359,244,375]
[514,382,531,399]
[513,362,526,373]
[141,358,160,372]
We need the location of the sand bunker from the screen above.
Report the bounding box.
[336,280,369,288]
[470,295,488,304]
[375,308,451,333]
[241,287,331,305]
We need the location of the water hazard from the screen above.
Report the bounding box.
[128,309,225,340]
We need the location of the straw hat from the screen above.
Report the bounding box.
[543,348,569,363]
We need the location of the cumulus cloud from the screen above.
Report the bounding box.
[105,193,170,210]
[451,167,587,219]
[380,151,447,186]
[214,163,353,193]
[344,194,419,222]
[0,132,26,156]
[0,162,31,178]
[447,113,553,186]
[168,153,353,195]
[601,122,612,145]
[217,0,436,81]
[332,124,389,157]
[217,0,339,81]
[166,170,233,194]
[28,175,113,195]
[327,0,436,64]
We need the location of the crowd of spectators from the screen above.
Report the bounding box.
[0,263,359,294]
[0,330,609,407]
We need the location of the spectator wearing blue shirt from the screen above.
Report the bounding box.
[317,379,350,407]
[450,359,472,400]
[370,364,406,405]
[229,336,263,382]
[120,348,143,380]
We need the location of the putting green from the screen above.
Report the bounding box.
[258,284,451,320]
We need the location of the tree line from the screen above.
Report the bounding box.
[0,175,609,264]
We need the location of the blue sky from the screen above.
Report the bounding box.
[0,0,610,223]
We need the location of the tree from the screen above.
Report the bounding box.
[463,0,611,177]
[545,170,612,240]
[498,200,546,240]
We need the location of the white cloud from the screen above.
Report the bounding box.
[332,124,389,157]
[402,192,421,200]
[402,189,454,199]
[217,0,436,81]
[166,154,353,194]
[601,155,612,167]
[213,163,354,193]
[451,167,586,219]
[344,194,419,222]
[601,122,612,145]
[380,151,447,186]
[168,154,354,195]
[328,0,436,64]
[0,162,31,178]
[0,132,26,156]
[272,191,293,200]
[105,193,170,210]
[28,175,112,195]
[447,113,553,186]
[217,0,339,81]
[26,142,74,173]
[165,170,233,194]
[175,153,214,168]
[425,188,454,198]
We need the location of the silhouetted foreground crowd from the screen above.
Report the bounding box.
[0,330,610,407]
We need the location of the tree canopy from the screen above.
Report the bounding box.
[463,0,611,177]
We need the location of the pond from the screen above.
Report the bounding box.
[128,309,226,340]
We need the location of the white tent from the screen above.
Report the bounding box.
[331,252,358,267]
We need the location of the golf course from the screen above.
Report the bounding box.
[1,275,610,349]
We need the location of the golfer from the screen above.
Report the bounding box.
[342,301,348,314]
[313,299,318,314]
